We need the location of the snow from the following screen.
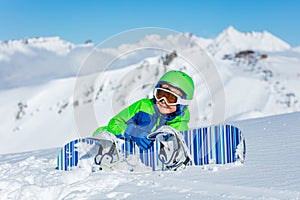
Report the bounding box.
[207,26,291,58]
[0,112,300,199]
[1,26,300,199]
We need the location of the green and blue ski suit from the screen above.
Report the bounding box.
[93,98,190,150]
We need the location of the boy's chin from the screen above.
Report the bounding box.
[157,105,174,115]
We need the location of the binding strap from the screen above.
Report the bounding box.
[158,134,191,171]
[94,142,116,165]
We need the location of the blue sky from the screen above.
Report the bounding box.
[1,0,299,46]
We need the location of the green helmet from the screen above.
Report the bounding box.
[158,70,194,100]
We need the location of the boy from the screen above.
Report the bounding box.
[93,70,194,151]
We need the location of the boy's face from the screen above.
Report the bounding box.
[156,84,183,115]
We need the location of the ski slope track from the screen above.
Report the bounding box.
[0,112,299,199]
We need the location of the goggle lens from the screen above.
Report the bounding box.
[155,88,178,105]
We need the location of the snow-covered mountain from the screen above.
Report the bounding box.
[1,26,300,155]
[0,37,95,89]
[0,27,293,89]
[207,26,291,58]
[0,37,75,55]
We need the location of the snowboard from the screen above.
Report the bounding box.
[57,124,246,171]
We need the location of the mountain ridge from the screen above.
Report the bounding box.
[0,26,293,55]
[0,26,295,90]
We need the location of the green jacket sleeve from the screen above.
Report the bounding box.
[92,126,108,136]
[100,99,154,135]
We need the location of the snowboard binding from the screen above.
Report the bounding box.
[92,132,121,171]
[148,126,193,171]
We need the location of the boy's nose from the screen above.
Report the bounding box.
[159,98,167,104]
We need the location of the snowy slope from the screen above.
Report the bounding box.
[1,52,299,155]
[0,112,299,199]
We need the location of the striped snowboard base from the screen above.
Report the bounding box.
[182,124,246,165]
[57,124,245,171]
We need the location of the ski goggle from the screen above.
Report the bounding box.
[154,88,191,106]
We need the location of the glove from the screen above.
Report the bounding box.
[124,124,153,151]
